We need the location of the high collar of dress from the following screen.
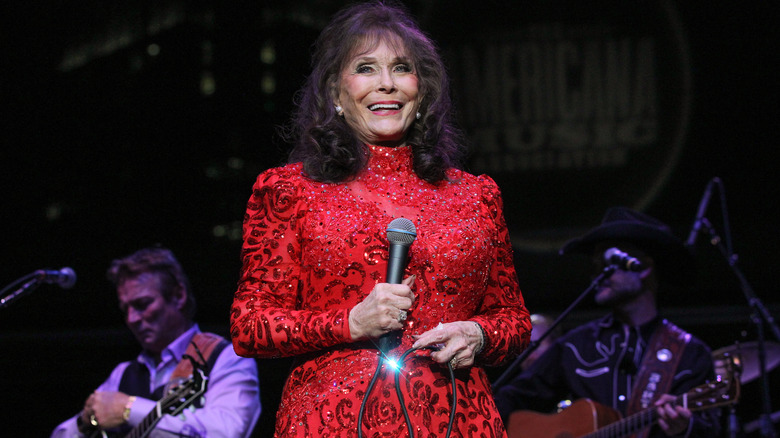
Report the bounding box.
[365,144,413,176]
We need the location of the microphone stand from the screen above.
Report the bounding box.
[701,217,780,438]
[0,272,42,310]
[492,265,617,390]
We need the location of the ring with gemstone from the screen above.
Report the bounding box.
[398,310,407,322]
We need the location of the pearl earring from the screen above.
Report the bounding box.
[335,105,343,116]
[416,111,421,120]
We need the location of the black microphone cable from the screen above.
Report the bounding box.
[357,347,457,438]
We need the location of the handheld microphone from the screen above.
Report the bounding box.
[381,218,417,353]
[35,267,77,289]
[604,248,643,272]
[685,178,718,247]
[386,218,417,284]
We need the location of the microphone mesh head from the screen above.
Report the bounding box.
[60,267,77,289]
[603,247,620,263]
[386,218,417,245]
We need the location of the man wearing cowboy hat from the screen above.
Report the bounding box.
[494,207,721,437]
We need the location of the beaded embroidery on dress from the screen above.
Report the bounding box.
[232,145,531,437]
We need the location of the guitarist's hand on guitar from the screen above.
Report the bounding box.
[84,390,135,430]
[654,393,693,436]
[412,321,483,370]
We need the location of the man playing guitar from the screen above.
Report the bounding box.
[50,247,261,438]
[493,208,722,438]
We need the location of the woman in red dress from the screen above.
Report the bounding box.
[230,2,532,437]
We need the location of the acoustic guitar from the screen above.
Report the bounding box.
[506,377,739,438]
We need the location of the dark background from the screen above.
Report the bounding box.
[1,1,778,436]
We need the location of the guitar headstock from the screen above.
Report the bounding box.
[160,368,209,416]
[682,373,740,411]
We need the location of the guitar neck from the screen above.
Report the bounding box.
[584,390,712,438]
[125,405,163,438]
[122,368,208,438]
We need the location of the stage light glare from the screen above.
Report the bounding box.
[385,358,400,371]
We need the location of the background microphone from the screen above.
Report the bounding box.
[35,267,77,289]
[382,218,417,354]
[0,267,77,309]
[685,177,718,247]
[604,248,643,272]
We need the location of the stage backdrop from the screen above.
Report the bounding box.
[1,1,777,436]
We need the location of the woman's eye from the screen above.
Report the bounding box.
[394,64,412,73]
[356,64,374,74]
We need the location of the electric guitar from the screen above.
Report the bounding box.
[92,366,208,438]
[506,377,739,438]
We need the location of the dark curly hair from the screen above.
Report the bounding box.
[284,1,466,184]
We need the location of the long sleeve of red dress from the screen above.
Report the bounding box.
[231,145,531,437]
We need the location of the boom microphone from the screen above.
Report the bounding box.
[604,248,643,272]
[35,267,77,289]
[685,178,718,248]
[0,267,77,309]
[381,218,417,354]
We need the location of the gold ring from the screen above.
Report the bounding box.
[450,357,457,368]
[89,414,99,427]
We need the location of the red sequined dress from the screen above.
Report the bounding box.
[231,145,531,437]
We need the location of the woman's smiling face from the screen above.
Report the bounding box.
[336,37,420,147]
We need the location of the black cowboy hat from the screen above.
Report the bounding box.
[560,207,694,285]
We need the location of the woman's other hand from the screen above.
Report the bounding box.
[412,321,484,369]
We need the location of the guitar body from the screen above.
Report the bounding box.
[507,399,622,438]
